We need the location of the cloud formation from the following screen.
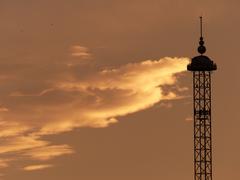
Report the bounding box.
[0,56,189,171]
[23,164,53,171]
[70,45,92,59]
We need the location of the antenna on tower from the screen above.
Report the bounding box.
[200,16,203,37]
[198,16,206,55]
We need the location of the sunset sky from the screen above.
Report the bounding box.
[0,0,239,180]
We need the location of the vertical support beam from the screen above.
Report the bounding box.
[193,71,212,180]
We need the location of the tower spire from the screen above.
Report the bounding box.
[200,16,203,37]
[198,16,206,55]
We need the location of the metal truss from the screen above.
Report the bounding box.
[193,71,212,180]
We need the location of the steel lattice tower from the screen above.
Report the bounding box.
[187,17,217,180]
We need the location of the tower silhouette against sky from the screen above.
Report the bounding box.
[187,17,217,180]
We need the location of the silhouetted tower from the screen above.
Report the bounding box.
[187,17,217,180]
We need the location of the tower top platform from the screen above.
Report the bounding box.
[187,55,217,71]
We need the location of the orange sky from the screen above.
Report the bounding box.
[0,0,239,180]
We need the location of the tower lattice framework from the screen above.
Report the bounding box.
[187,17,217,180]
[193,71,212,180]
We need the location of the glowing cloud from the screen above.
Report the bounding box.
[0,57,189,171]
[24,145,74,161]
[0,159,11,169]
[36,57,189,134]
[70,45,91,59]
[23,164,53,171]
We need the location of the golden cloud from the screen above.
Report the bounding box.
[70,45,91,59]
[23,164,53,171]
[0,159,11,169]
[24,145,74,161]
[0,57,189,171]
[0,136,48,154]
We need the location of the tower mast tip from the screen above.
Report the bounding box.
[198,16,206,54]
